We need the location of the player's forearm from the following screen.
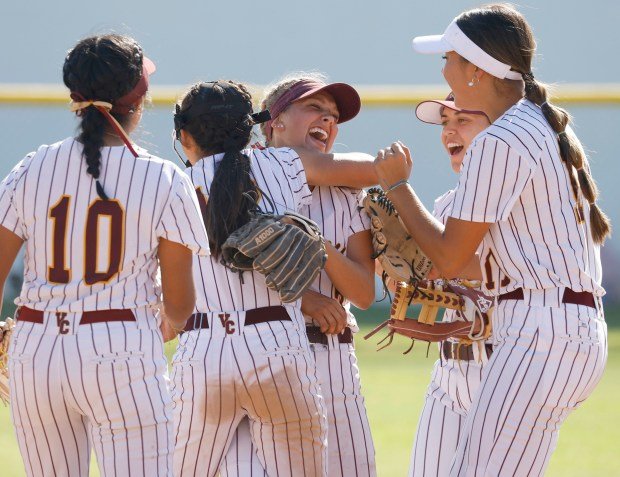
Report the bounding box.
[386,184,474,278]
[297,148,378,188]
[324,242,375,309]
[161,298,194,329]
[448,255,483,281]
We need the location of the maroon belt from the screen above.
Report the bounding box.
[305,326,354,346]
[442,341,493,361]
[498,288,596,308]
[183,306,291,332]
[16,306,136,325]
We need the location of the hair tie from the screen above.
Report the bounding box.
[558,131,568,139]
[69,93,139,159]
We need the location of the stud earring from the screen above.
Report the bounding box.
[468,75,478,87]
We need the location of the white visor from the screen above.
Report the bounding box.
[416,99,458,125]
[412,20,523,81]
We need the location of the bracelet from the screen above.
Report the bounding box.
[385,179,409,195]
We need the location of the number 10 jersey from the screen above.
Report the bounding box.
[0,137,210,313]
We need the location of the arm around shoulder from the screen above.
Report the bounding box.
[294,147,378,188]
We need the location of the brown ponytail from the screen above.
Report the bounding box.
[524,77,611,243]
[456,4,611,243]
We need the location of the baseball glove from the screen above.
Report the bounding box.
[363,187,432,285]
[221,212,327,303]
[365,280,493,355]
[0,318,14,405]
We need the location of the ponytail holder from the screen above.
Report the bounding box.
[69,91,140,160]
[523,71,535,82]
[540,101,549,109]
[558,131,568,139]
[251,110,271,125]
[70,100,113,112]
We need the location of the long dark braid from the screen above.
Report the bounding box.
[457,4,611,243]
[62,34,143,200]
[178,81,258,256]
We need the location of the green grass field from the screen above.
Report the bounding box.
[1,311,619,476]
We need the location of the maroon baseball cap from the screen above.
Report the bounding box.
[265,79,361,140]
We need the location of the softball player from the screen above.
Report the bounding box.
[0,34,210,476]
[170,80,377,477]
[376,5,609,475]
[409,96,492,477]
[220,74,376,477]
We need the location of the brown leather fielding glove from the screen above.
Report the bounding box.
[365,281,493,353]
[363,187,433,285]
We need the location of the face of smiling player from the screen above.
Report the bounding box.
[440,107,490,173]
[271,91,340,153]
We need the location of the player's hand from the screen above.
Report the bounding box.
[374,141,412,190]
[301,290,348,335]
[160,320,183,343]
[427,266,441,280]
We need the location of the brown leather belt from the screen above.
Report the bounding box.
[183,306,291,332]
[16,306,136,325]
[442,341,493,361]
[305,326,354,346]
[498,288,596,308]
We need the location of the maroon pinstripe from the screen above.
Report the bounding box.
[0,138,210,477]
[220,185,376,477]
[447,99,607,476]
[172,147,327,477]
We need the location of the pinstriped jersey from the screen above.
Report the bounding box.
[300,186,370,327]
[0,137,210,312]
[449,99,604,298]
[186,147,312,314]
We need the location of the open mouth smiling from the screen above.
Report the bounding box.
[308,126,329,145]
[447,141,464,156]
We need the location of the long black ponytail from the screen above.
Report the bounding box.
[176,81,259,256]
[62,34,144,200]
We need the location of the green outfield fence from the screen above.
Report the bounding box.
[1,83,620,107]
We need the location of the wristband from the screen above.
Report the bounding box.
[385,179,409,195]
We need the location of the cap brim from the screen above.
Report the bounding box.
[412,34,451,54]
[296,82,361,123]
[415,100,459,125]
[143,56,156,75]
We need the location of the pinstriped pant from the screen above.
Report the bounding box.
[9,310,173,477]
[409,356,487,477]
[450,300,607,477]
[171,315,327,477]
[220,336,376,477]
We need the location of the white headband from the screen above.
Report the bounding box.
[412,20,523,81]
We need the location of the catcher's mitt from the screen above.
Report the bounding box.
[365,280,493,356]
[363,187,432,285]
[221,212,327,303]
[0,318,14,405]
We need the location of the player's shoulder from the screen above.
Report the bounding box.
[252,146,300,165]
[476,99,549,161]
[2,138,70,185]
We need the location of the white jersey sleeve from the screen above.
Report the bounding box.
[257,147,312,212]
[450,135,537,223]
[0,153,34,239]
[348,188,371,236]
[155,168,210,256]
